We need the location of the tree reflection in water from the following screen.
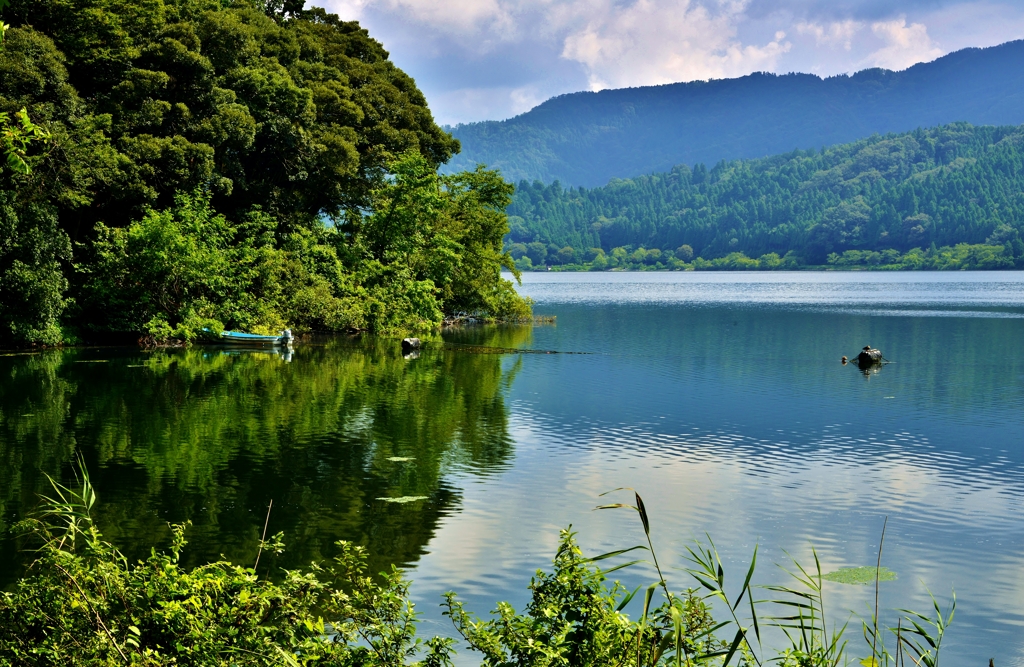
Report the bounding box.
[0,326,530,586]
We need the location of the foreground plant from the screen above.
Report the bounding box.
[0,463,453,666]
[444,529,726,667]
[0,467,955,667]
[588,490,954,667]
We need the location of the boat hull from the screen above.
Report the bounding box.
[218,330,293,347]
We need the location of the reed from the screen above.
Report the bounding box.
[591,489,954,667]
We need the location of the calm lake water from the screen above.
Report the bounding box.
[2,271,1024,664]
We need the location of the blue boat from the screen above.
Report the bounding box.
[217,328,293,347]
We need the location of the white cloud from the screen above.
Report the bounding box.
[868,17,943,70]
[795,19,863,51]
[509,86,545,115]
[379,0,512,35]
[326,0,369,21]
[433,85,550,125]
[560,0,791,90]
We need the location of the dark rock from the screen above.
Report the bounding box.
[857,345,883,367]
[401,338,421,353]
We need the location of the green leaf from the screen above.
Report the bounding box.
[821,566,897,585]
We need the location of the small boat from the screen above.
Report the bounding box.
[217,328,293,347]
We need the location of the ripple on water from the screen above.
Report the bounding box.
[412,404,1024,666]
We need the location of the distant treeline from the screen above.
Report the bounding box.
[515,244,1014,272]
[505,122,1024,270]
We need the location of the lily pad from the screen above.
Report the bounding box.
[377,496,428,504]
[386,456,415,462]
[822,566,897,585]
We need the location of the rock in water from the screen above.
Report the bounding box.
[857,345,882,366]
[401,338,421,353]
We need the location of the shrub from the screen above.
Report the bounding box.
[0,466,454,666]
[0,194,69,346]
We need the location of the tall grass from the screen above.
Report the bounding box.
[593,489,955,667]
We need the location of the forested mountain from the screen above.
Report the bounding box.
[504,122,1024,269]
[447,41,1024,188]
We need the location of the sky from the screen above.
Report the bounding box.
[321,0,1024,126]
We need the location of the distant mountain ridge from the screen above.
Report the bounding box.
[445,40,1024,188]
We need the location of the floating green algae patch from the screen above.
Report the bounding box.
[822,566,897,585]
[386,457,416,462]
[377,496,428,504]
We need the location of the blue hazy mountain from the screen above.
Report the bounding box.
[445,40,1024,188]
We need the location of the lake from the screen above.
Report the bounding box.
[2,271,1023,665]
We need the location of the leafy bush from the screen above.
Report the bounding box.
[81,190,366,341]
[444,531,723,667]
[0,466,454,666]
[0,193,69,345]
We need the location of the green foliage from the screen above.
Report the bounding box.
[444,529,724,667]
[505,123,1024,269]
[0,4,66,345]
[1,106,48,174]
[0,192,69,345]
[2,0,458,228]
[821,567,897,586]
[345,153,529,332]
[0,467,454,666]
[0,4,50,177]
[520,242,1012,272]
[0,0,528,344]
[82,189,365,340]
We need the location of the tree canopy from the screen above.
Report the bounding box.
[0,0,529,345]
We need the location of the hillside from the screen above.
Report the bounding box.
[446,41,1024,188]
[504,122,1024,269]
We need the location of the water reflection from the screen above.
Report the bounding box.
[409,273,1024,667]
[0,327,530,585]
[5,273,1024,665]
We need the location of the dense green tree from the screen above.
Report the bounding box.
[1,0,458,229]
[0,195,68,344]
[345,153,526,330]
[0,7,67,344]
[0,0,529,344]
